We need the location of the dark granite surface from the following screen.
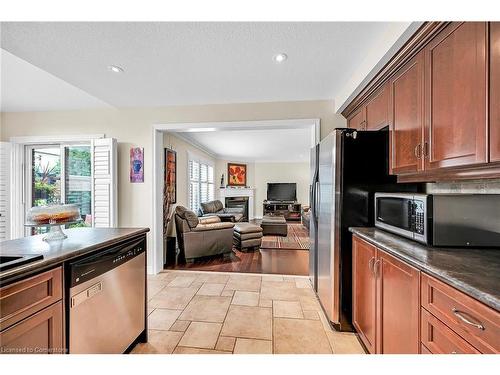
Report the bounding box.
[0,227,149,285]
[349,227,500,312]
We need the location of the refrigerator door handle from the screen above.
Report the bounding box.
[314,181,320,221]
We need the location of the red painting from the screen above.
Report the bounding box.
[227,163,247,186]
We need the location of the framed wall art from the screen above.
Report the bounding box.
[227,163,247,186]
[164,148,177,203]
[130,147,144,183]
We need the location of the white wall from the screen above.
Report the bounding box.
[163,132,215,209]
[253,162,310,218]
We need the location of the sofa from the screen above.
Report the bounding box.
[301,206,310,231]
[174,206,234,261]
[199,200,245,222]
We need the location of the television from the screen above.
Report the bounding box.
[267,183,297,202]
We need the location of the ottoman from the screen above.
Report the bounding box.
[260,215,288,236]
[233,223,263,251]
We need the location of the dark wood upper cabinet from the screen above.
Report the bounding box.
[365,83,389,130]
[424,22,488,170]
[348,107,366,130]
[491,22,500,162]
[377,250,420,354]
[352,236,377,354]
[388,51,425,174]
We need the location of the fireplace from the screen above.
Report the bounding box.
[225,196,249,222]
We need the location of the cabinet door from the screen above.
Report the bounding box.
[366,84,389,130]
[348,108,366,130]
[376,250,420,353]
[352,237,377,353]
[424,22,487,169]
[388,51,425,174]
[0,301,63,354]
[491,22,500,162]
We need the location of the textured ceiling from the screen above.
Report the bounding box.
[1,22,412,111]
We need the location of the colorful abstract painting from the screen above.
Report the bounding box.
[227,163,247,186]
[130,147,144,183]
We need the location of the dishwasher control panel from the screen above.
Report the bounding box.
[69,237,146,287]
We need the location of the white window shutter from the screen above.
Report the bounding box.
[91,138,117,228]
[0,142,11,240]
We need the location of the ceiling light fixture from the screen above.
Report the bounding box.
[273,53,288,63]
[107,65,124,73]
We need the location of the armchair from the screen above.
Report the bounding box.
[174,206,234,261]
[199,200,245,222]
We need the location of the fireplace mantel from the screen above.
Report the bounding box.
[218,188,255,220]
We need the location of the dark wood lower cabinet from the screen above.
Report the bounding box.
[0,301,64,354]
[352,237,377,353]
[377,250,420,354]
[353,236,420,354]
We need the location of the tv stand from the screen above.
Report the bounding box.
[263,201,301,221]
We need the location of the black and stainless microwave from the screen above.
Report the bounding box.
[374,192,500,247]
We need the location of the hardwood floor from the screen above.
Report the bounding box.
[165,248,309,275]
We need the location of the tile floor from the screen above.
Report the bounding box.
[132,270,365,354]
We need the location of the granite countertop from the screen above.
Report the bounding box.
[0,227,150,285]
[349,227,500,312]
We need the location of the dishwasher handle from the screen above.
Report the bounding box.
[69,237,145,287]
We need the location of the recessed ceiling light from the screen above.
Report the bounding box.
[107,65,124,73]
[273,53,288,63]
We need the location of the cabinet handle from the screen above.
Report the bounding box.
[374,259,381,277]
[414,143,422,159]
[423,142,429,158]
[452,308,485,330]
[368,257,375,275]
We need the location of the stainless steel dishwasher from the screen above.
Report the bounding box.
[68,237,146,353]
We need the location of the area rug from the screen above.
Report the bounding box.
[260,223,310,250]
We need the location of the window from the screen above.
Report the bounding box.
[188,156,214,213]
[28,143,92,234]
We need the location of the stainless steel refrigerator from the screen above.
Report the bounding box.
[308,128,418,331]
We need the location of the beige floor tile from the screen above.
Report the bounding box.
[148,308,182,330]
[147,307,155,316]
[131,330,182,354]
[221,289,235,297]
[274,318,332,354]
[225,275,261,292]
[215,336,236,352]
[299,295,322,312]
[168,276,197,287]
[261,275,284,282]
[259,298,272,308]
[196,273,230,284]
[302,310,319,320]
[327,331,366,354]
[148,286,199,310]
[295,278,311,289]
[179,295,232,323]
[260,281,306,301]
[197,283,225,296]
[273,300,304,319]
[169,320,191,332]
[147,280,167,298]
[233,338,273,354]
[173,347,230,354]
[178,321,222,349]
[231,291,260,306]
[221,305,272,340]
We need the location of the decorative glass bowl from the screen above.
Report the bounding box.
[26,204,82,241]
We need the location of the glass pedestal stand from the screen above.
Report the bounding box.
[25,220,83,242]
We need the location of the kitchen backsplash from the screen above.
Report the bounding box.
[425,179,500,194]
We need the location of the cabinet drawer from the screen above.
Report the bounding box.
[421,308,480,354]
[421,273,499,353]
[0,267,63,331]
[0,301,63,354]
